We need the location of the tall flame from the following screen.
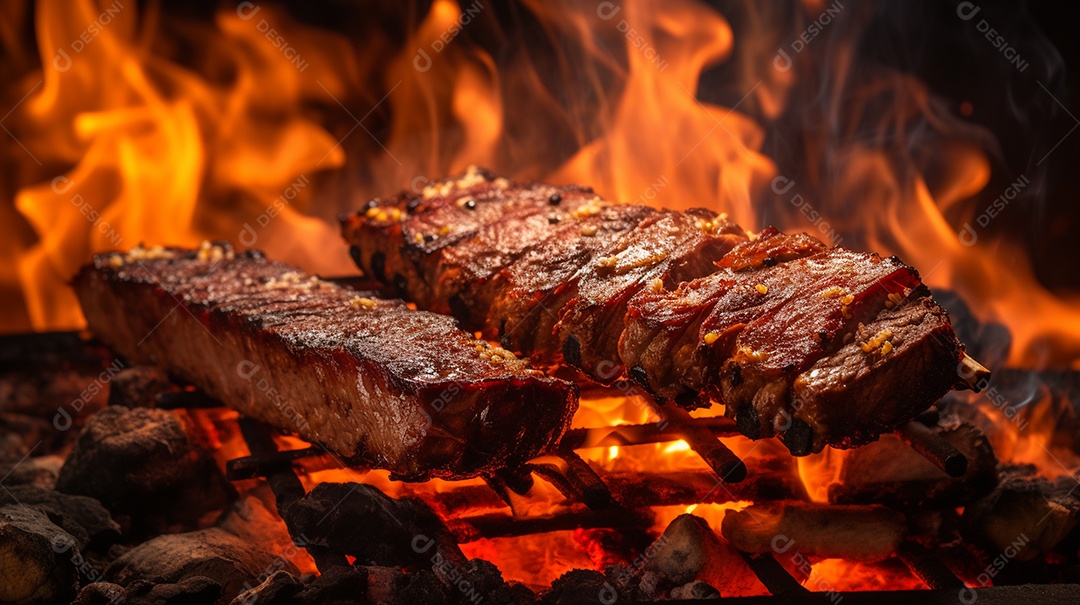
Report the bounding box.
[6,0,354,330]
[7,0,1076,368]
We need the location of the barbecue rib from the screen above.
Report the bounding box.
[73,242,578,480]
[341,167,971,454]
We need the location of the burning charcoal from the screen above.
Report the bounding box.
[0,346,117,455]
[74,582,126,605]
[0,505,80,605]
[962,465,1080,562]
[634,570,661,600]
[0,364,112,418]
[106,366,174,408]
[117,577,222,605]
[669,580,721,599]
[218,496,280,539]
[283,482,457,568]
[298,566,454,605]
[105,528,297,600]
[293,565,368,603]
[393,569,452,605]
[0,485,120,551]
[454,559,535,605]
[539,569,614,605]
[0,454,63,489]
[722,502,905,562]
[503,581,540,605]
[642,514,765,598]
[55,406,231,532]
[0,430,27,460]
[828,416,998,506]
[0,413,56,457]
[315,566,455,605]
[285,483,523,602]
[229,570,304,605]
[642,514,723,587]
[361,566,408,605]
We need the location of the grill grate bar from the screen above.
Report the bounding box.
[896,541,965,590]
[236,418,349,573]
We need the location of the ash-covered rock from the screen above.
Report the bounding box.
[0,505,80,605]
[0,484,119,552]
[56,406,231,534]
[106,528,295,601]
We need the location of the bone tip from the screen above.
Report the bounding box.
[959,353,991,392]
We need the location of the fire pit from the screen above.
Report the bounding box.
[1,1,1078,604]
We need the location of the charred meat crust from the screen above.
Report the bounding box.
[73,242,578,480]
[341,168,969,452]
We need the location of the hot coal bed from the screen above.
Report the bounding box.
[2,289,1080,605]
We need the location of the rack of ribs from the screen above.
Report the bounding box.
[341,166,973,455]
[73,242,578,480]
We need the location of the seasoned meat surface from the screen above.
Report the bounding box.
[73,242,578,479]
[342,168,969,453]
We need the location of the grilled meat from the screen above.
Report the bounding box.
[344,167,745,379]
[73,242,578,480]
[625,228,960,451]
[341,167,970,454]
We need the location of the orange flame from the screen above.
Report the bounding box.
[7,0,1077,371]
[6,0,354,331]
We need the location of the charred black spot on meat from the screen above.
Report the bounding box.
[735,405,760,440]
[349,245,364,271]
[629,365,654,393]
[674,391,698,407]
[449,295,470,325]
[393,273,409,297]
[729,365,743,387]
[762,256,777,267]
[562,334,582,368]
[499,333,514,351]
[784,418,814,457]
[548,193,562,205]
[370,252,387,283]
[548,215,561,225]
